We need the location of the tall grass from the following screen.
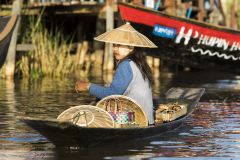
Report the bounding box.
[16,11,78,78]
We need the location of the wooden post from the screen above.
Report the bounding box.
[230,0,238,29]
[176,0,187,18]
[165,0,176,16]
[94,14,105,68]
[75,43,81,65]
[29,0,35,4]
[4,0,21,79]
[217,0,227,26]
[133,0,143,5]
[197,0,205,21]
[153,57,160,80]
[146,56,153,68]
[103,0,114,71]
[153,57,160,69]
[209,0,215,10]
[78,41,88,67]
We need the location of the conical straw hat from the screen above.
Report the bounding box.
[94,22,157,48]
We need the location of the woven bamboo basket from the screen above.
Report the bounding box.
[57,105,114,128]
[96,95,148,127]
[155,103,187,123]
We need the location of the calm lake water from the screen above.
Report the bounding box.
[0,70,240,160]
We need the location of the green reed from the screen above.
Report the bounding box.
[16,11,77,78]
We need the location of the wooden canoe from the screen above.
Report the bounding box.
[0,15,18,69]
[20,87,205,148]
[118,2,240,71]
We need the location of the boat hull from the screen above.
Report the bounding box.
[21,88,205,148]
[0,16,18,69]
[23,116,184,147]
[118,3,240,71]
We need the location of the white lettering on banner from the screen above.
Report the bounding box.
[154,27,174,36]
[197,36,229,50]
[193,31,199,38]
[230,42,240,51]
[175,27,192,45]
[175,26,239,51]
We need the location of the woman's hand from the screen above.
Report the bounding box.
[75,81,90,92]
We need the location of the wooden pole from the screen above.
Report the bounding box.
[176,0,187,18]
[75,43,82,65]
[197,0,205,21]
[4,0,21,79]
[133,0,143,5]
[78,41,88,67]
[217,0,227,26]
[165,0,176,16]
[230,0,238,29]
[153,57,160,69]
[103,0,114,71]
[209,0,215,10]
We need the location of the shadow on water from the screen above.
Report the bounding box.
[1,69,240,159]
[53,140,159,160]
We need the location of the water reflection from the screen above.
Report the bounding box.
[0,80,17,147]
[0,70,240,159]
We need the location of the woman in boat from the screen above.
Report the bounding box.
[75,22,157,124]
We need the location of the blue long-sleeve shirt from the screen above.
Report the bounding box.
[89,59,154,124]
[89,59,133,99]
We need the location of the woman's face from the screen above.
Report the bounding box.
[113,44,134,60]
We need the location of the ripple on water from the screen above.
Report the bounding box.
[2,133,46,143]
[150,141,185,145]
[1,73,240,159]
[178,132,196,136]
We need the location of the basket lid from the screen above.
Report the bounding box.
[57,105,114,128]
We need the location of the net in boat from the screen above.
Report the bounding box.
[57,105,114,128]
[96,95,148,128]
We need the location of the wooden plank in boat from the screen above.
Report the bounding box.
[164,88,205,100]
